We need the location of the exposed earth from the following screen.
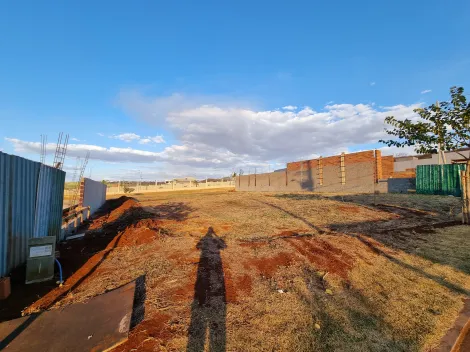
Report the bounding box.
[2,189,469,351]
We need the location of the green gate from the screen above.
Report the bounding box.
[416,164,467,196]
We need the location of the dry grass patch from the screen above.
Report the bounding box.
[24,190,470,351]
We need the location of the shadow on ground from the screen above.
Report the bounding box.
[187,227,227,352]
[273,192,469,275]
[267,193,470,296]
[299,267,417,351]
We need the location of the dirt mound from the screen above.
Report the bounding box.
[85,196,139,231]
[110,218,162,248]
[106,198,140,223]
[87,200,159,238]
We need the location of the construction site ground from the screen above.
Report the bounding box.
[2,189,470,351]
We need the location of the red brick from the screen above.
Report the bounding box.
[381,156,394,178]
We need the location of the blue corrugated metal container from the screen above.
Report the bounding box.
[7,154,40,272]
[0,151,66,277]
[0,153,11,278]
[49,167,65,241]
[34,165,53,238]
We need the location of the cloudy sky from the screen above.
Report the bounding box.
[1,1,469,181]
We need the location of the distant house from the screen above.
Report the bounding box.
[394,148,470,172]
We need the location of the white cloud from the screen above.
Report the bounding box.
[5,93,423,179]
[108,133,165,145]
[97,133,105,137]
[70,137,80,141]
[116,91,421,164]
[111,133,141,142]
[370,82,376,86]
[139,135,165,144]
[282,105,297,111]
[4,138,245,169]
[421,89,432,94]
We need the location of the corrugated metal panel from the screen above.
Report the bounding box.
[416,164,467,196]
[49,167,65,241]
[0,151,66,276]
[8,154,40,272]
[34,164,53,238]
[0,153,11,277]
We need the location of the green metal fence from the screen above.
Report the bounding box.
[416,164,467,196]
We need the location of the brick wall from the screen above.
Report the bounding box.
[391,168,416,178]
[240,149,409,193]
[382,156,394,179]
[287,150,375,171]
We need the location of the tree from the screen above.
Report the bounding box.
[380,86,469,223]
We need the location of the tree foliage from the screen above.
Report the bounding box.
[380,86,470,160]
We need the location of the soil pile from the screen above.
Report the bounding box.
[112,218,162,248]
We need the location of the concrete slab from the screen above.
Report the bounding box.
[0,281,135,352]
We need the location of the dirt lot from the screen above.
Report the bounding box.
[18,190,470,351]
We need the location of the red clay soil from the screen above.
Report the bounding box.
[104,199,140,223]
[235,274,253,295]
[112,312,172,352]
[223,267,238,303]
[113,219,162,248]
[23,197,162,315]
[85,197,139,231]
[171,280,195,303]
[275,230,308,237]
[221,272,253,303]
[244,252,294,278]
[240,234,354,280]
[286,238,353,279]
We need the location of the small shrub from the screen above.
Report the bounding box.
[123,185,134,194]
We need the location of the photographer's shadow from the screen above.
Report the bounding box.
[186,227,227,352]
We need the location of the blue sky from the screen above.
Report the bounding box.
[1,0,469,180]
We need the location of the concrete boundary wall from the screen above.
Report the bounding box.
[106,181,235,194]
[79,178,107,215]
[237,150,411,193]
[236,162,377,193]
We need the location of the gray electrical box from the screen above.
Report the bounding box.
[26,236,56,284]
